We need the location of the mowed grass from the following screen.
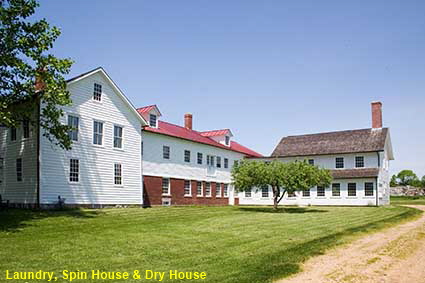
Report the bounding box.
[0,205,421,283]
[391,196,425,205]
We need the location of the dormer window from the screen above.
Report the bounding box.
[93,83,102,101]
[225,136,230,146]
[149,114,157,128]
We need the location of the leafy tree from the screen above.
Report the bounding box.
[1,0,73,149]
[396,170,419,186]
[390,175,398,187]
[422,176,425,188]
[232,160,332,210]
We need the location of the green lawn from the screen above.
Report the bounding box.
[0,205,421,283]
[391,195,425,205]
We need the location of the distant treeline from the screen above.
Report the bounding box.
[391,170,425,188]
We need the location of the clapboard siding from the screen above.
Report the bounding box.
[40,72,143,205]
[0,120,38,204]
[142,131,244,183]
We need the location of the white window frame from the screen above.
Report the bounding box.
[184,150,191,163]
[149,114,157,128]
[93,120,104,146]
[163,146,170,159]
[224,158,229,169]
[245,189,252,198]
[69,158,79,183]
[225,135,230,146]
[355,156,364,168]
[197,153,203,165]
[332,183,341,197]
[216,156,221,168]
[348,183,356,196]
[114,163,123,186]
[93,83,102,102]
[22,120,30,139]
[196,181,203,197]
[162,178,170,196]
[365,182,374,196]
[10,127,17,142]
[113,125,124,149]
[205,182,211,197]
[308,159,314,166]
[223,184,229,197]
[215,183,221,197]
[317,186,325,197]
[184,180,192,196]
[67,114,79,142]
[335,157,344,169]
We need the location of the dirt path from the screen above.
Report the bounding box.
[277,205,425,283]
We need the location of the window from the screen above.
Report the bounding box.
[16,158,22,182]
[93,83,102,101]
[184,150,191,163]
[163,146,170,159]
[149,114,157,128]
[184,180,191,196]
[93,121,103,145]
[114,163,122,185]
[303,188,310,197]
[308,159,314,165]
[197,181,203,196]
[335,157,344,168]
[216,156,221,168]
[162,178,170,195]
[114,125,123,148]
[225,136,230,146]
[287,191,296,197]
[261,185,269,197]
[365,182,374,196]
[207,155,215,167]
[317,186,325,197]
[197,153,203,165]
[224,158,229,169]
[223,184,229,197]
[348,183,356,196]
[10,127,16,141]
[245,189,252,198]
[22,120,30,138]
[332,183,340,196]
[355,156,364,168]
[68,115,79,141]
[69,159,79,182]
[215,183,221,197]
[205,182,211,196]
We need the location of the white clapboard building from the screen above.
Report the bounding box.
[239,102,393,206]
[0,67,147,207]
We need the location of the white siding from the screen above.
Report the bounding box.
[40,72,143,205]
[142,131,245,204]
[0,122,38,204]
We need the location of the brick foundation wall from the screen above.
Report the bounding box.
[143,175,230,206]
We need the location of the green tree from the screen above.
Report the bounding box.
[390,175,398,187]
[1,0,73,149]
[422,176,425,188]
[232,160,332,210]
[396,170,419,186]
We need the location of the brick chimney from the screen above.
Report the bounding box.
[371,101,382,128]
[184,113,193,130]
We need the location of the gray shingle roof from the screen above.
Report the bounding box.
[271,128,389,157]
[331,168,379,179]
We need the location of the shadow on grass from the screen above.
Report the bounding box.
[238,206,327,214]
[236,207,422,283]
[0,208,99,233]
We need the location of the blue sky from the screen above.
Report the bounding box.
[37,0,425,177]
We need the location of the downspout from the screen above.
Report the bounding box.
[376,152,380,207]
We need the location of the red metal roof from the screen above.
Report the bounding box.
[137,105,160,115]
[144,121,262,157]
[200,129,231,137]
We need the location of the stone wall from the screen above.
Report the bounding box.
[390,186,425,196]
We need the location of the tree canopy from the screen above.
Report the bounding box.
[0,0,73,149]
[232,160,332,210]
[390,170,424,188]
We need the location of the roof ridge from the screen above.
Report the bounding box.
[137,104,157,110]
[201,128,231,133]
[285,127,388,138]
